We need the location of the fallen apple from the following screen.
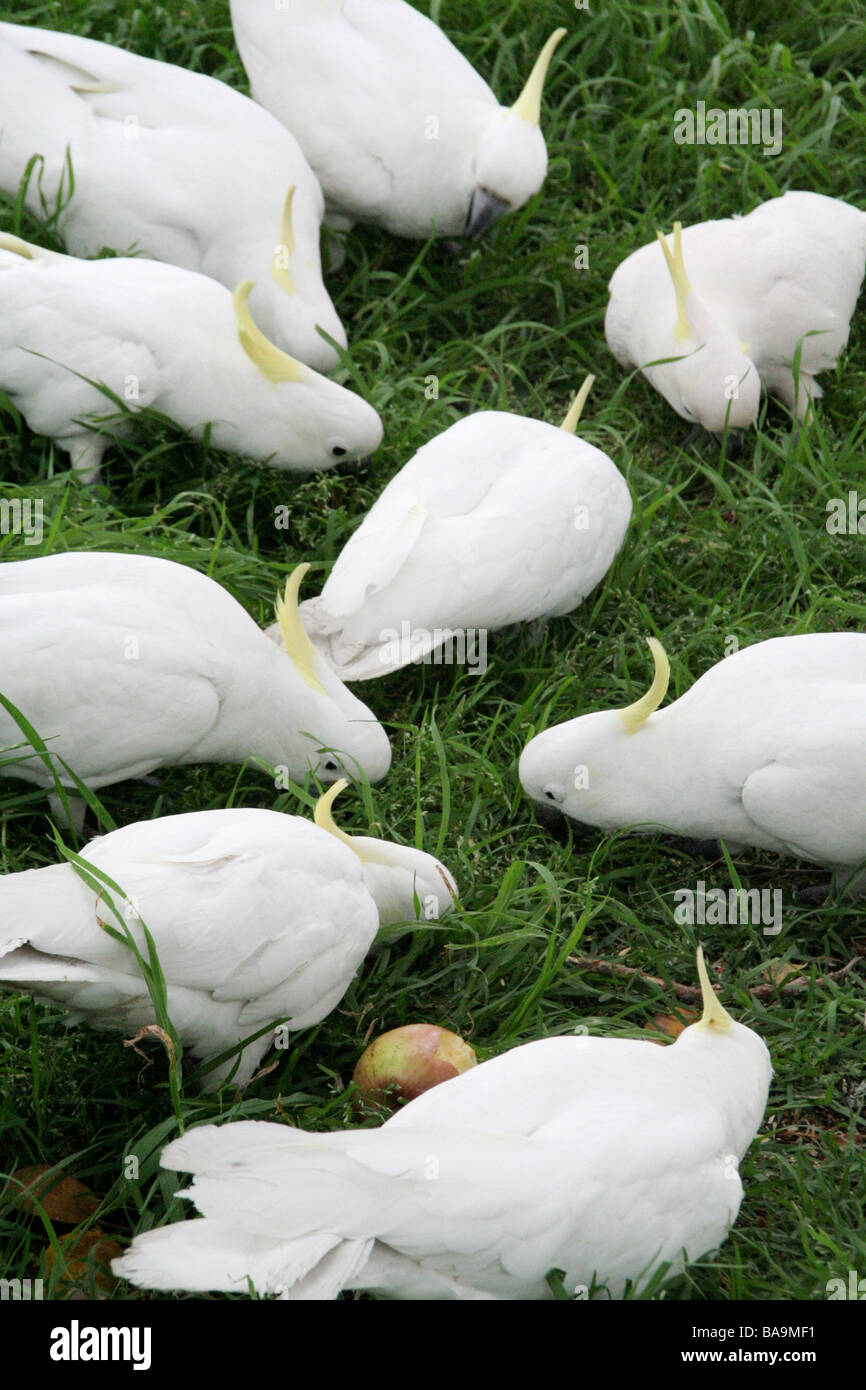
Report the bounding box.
[353,1024,476,1110]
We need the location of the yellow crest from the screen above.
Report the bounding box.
[271,185,297,296]
[0,233,35,260]
[314,779,359,851]
[560,374,595,433]
[512,28,567,126]
[656,222,693,343]
[695,946,734,1032]
[620,637,670,734]
[233,280,305,384]
[275,564,327,694]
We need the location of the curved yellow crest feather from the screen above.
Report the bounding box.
[512,28,567,126]
[314,779,359,851]
[314,780,387,865]
[233,280,305,384]
[271,185,297,296]
[656,222,692,343]
[0,233,35,260]
[275,564,327,694]
[560,374,595,433]
[620,637,670,733]
[695,946,734,1032]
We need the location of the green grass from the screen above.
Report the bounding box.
[1,0,865,1301]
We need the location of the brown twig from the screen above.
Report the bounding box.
[567,955,862,1002]
[123,1024,176,1069]
[244,1057,280,1089]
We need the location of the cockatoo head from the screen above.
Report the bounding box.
[272,566,392,784]
[652,223,761,434]
[519,636,673,830]
[465,28,566,237]
[249,185,347,374]
[314,781,458,926]
[228,282,383,471]
[672,948,773,1150]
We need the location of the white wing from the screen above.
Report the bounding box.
[230,0,496,233]
[0,244,164,448]
[302,414,630,676]
[0,24,340,365]
[0,552,264,787]
[135,1071,738,1298]
[0,811,378,1031]
[0,594,221,786]
[740,692,866,865]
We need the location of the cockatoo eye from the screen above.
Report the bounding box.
[543,783,565,804]
[330,445,348,458]
[318,755,351,784]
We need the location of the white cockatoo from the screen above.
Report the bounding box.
[112,948,771,1298]
[0,783,458,1088]
[292,379,631,680]
[605,191,866,434]
[0,234,382,482]
[230,1,566,241]
[520,631,866,890]
[0,552,392,827]
[0,22,345,370]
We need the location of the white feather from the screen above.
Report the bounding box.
[230,1,563,240]
[0,21,344,370]
[0,550,391,810]
[295,411,631,679]
[605,191,866,430]
[0,235,381,480]
[114,992,771,1298]
[520,631,866,885]
[0,801,455,1086]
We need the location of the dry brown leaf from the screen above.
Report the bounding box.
[11,1165,99,1223]
[645,1008,699,1039]
[763,961,807,987]
[44,1229,122,1296]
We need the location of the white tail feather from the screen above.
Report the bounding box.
[112,1215,371,1297]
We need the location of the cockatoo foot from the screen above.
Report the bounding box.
[792,867,866,905]
[682,423,703,450]
[721,430,745,460]
[789,420,813,449]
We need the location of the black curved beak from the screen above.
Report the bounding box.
[532,801,598,848]
[464,188,511,239]
[533,799,568,832]
[710,429,746,460]
[335,456,371,479]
